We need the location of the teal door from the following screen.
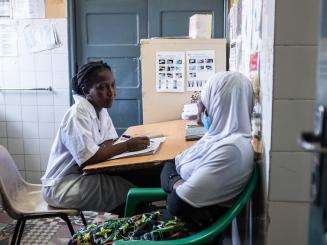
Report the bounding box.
[70,0,225,135]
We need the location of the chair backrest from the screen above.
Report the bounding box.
[0,145,28,218]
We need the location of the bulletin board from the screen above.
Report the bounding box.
[45,0,66,18]
[141,38,226,124]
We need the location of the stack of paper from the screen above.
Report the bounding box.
[181,103,198,120]
[23,21,61,53]
[110,137,166,160]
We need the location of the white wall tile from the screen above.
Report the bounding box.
[22,122,39,138]
[0,138,7,148]
[38,122,55,138]
[273,46,317,100]
[8,138,24,154]
[39,139,53,155]
[275,0,319,45]
[54,106,68,122]
[269,152,312,202]
[267,201,309,245]
[40,154,49,171]
[53,89,70,106]
[271,100,315,151]
[37,106,54,122]
[52,53,68,72]
[25,171,41,184]
[21,91,37,105]
[2,57,19,72]
[25,155,41,171]
[52,71,69,89]
[0,105,5,121]
[34,53,52,72]
[5,105,22,122]
[0,16,68,185]
[5,92,21,105]
[7,122,23,138]
[35,71,53,88]
[0,92,5,104]
[21,106,38,122]
[12,154,25,171]
[0,122,6,137]
[23,138,39,154]
[4,71,21,88]
[21,71,36,88]
[36,91,54,105]
[19,55,35,72]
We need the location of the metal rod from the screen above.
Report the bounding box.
[0,86,53,91]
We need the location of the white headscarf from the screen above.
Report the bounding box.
[175,71,253,179]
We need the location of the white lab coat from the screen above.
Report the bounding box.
[41,95,134,212]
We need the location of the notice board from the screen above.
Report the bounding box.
[140,38,226,124]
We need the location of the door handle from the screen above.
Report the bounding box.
[299,132,327,153]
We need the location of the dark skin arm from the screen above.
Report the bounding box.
[80,136,150,168]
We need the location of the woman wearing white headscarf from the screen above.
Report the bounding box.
[161,71,254,226]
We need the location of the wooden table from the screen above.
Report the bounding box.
[83,120,196,174]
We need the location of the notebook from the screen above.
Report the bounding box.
[185,124,207,141]
[109,136,166,160]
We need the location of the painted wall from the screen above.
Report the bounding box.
[0,18,69,183]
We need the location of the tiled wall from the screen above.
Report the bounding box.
[266,0,320,244]
[0,19,70,184]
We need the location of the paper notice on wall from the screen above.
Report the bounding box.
[0,21,18,56]
[156,51,185,93]
[0,0,11,17]
[186,50,215,91]
[23,21,61,53]
[12,0,45,19]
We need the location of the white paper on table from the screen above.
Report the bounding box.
[0,20,18,57]
[12,0,45,19]
[156,51,185,93]
[186,50,215,92]
[23,21,61,53]
[109,137,166,160]
[0,0,11,17]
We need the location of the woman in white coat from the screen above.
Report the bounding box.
[42,61,149,213]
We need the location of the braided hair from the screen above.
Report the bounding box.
[72,61,112,95]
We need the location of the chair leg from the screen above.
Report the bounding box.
[11,219,22,245]
[248,199,253,245]
[60,215,75,236]
[79,211,87,228]
[16,219,26,245]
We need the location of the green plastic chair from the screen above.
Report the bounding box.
[114,164,259,245]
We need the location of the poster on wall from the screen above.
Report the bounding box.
[23,22,61,53]
[155,51,185,93]
[0,0,11,17]
[186,50,215,91]
[0,21,18,56]
[12,0,45,19]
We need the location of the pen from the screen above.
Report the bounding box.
[122,134,132,139]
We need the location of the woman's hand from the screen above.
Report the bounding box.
[126,136,150,152]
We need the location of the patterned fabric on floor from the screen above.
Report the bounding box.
[0,205,118,245]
